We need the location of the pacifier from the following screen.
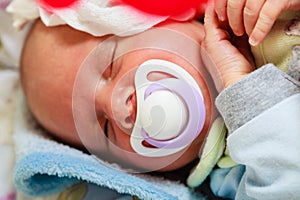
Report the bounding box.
[130,59,206,157]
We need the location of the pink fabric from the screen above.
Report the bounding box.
[0,193,16,200]
[0,0,11,9]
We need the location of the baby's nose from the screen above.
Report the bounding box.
[111,85,136,133]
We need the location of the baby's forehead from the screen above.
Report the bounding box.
[24,21,203,83]
[22,21,103,65]
[115,25,203,62]
[25,20,202,57]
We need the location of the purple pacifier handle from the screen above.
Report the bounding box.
[141,78,206,148]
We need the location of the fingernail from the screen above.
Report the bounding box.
[235,31,244,37]
[219,15,225,21]
[249,37,259,46]
[220,13,227,21]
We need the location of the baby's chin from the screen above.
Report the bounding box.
[105,155,198,173]
[102,141,202,172]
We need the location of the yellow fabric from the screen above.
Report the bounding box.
[251,10,300,72]
[187,117,227,187]
[217,146,237,169]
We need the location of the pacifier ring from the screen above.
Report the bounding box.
[130,59,206,157]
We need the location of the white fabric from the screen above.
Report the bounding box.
[0,10,31,68]
[0,69,19,199]
[6,0,168,37]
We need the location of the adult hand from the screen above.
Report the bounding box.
[201,2,255,92]
[214,0,300,46]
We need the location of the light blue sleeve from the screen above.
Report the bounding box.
[211,94,300,200]
[212,65,300,199]
[228,94,300,200]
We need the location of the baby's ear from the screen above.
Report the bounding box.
[288,46,300,82]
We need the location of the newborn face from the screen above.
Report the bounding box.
[21,19,217,172]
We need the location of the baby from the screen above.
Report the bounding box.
[21,17,225,171]
[5,0,300,199]
[2,2,237,200]
[20,18,220,172]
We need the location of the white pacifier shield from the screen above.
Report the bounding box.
[140,90,188,140]
[130,59,204,157]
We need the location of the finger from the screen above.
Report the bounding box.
[214,0,227,21]
[204,2,229,42]
[204,2,218,37]
[203,3,222,90]
[227,0,246,36]
[249,0,286,46]
[243,0,265,37]
[203,3,233,92]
